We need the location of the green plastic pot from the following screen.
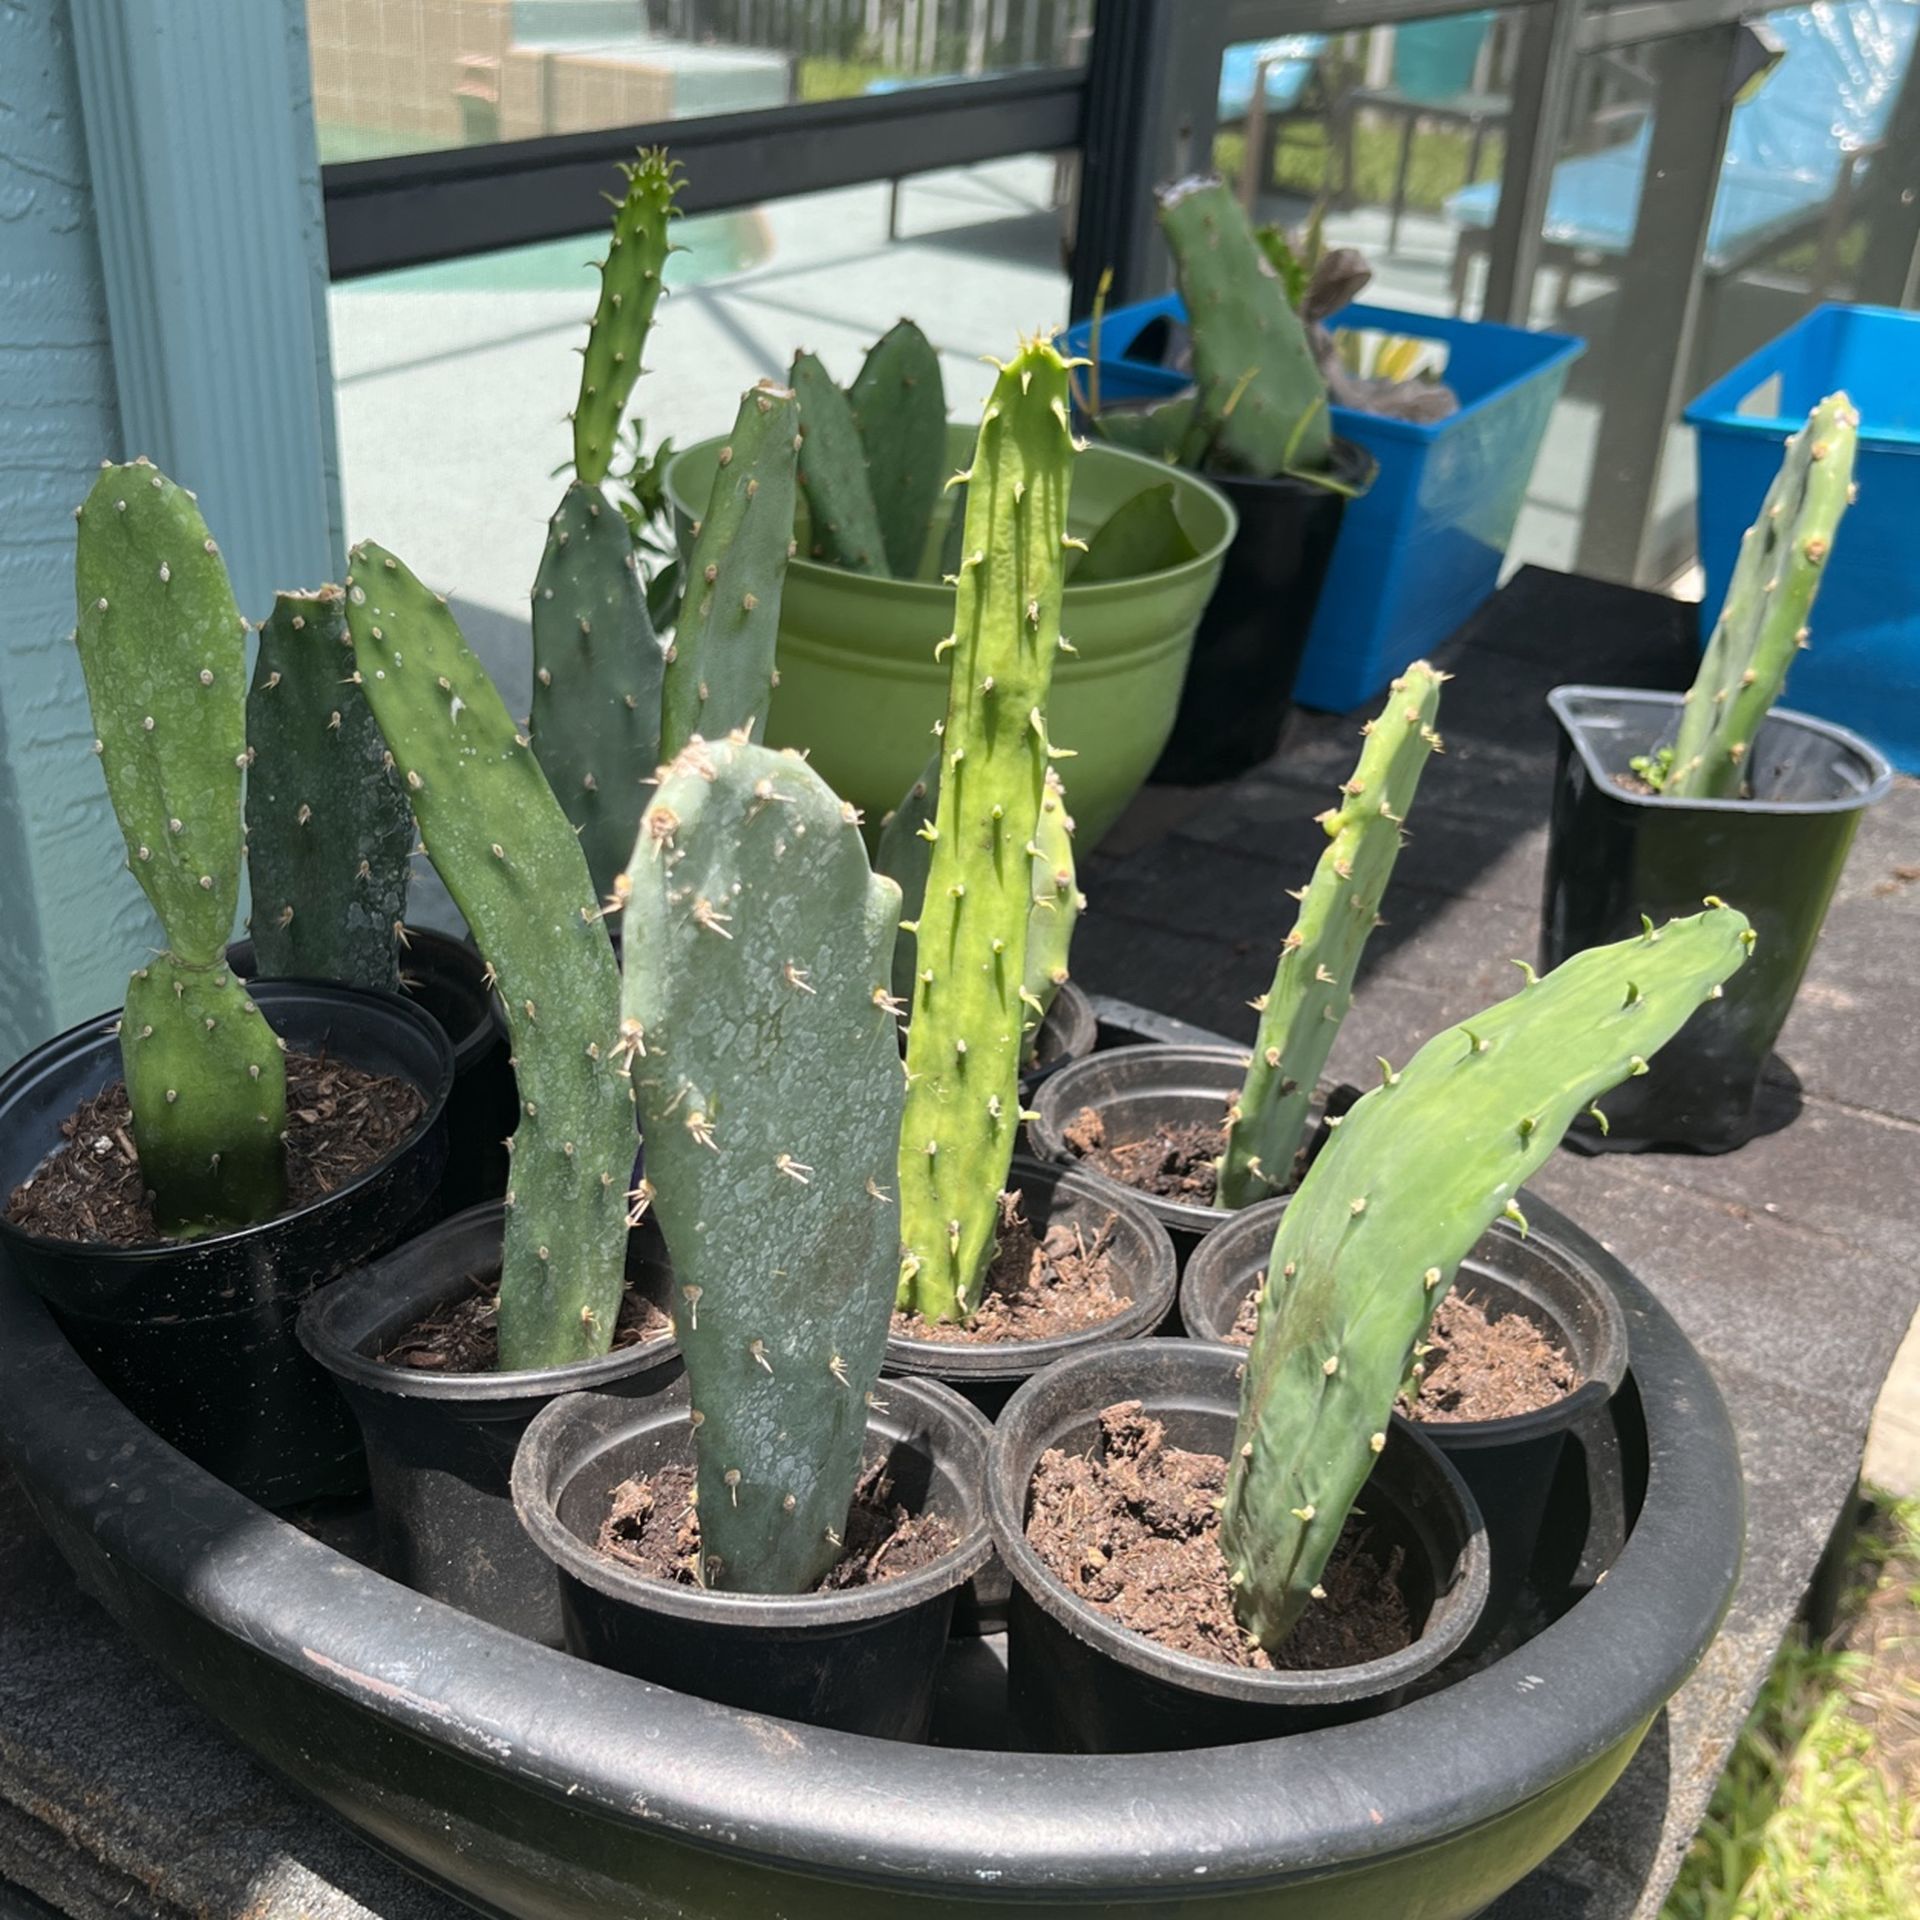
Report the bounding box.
[665,428,1236,849]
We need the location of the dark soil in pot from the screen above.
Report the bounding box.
[298,1201,682,1645]
[0,983,453,1506]
[512,1373,993,1741]
[988,1339,1488,1752]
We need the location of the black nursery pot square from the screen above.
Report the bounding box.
[1542,686,1892,1151]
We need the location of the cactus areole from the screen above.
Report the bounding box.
[1221,903,1755,1650]
[896,340,1079,1325]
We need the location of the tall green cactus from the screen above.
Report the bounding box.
[73,460,287,1232]
[1217,665,1444,1209]
[896,340,1077,1325]
[1158,177,1331,479]
[791,349,889,576]
[247,587,413,991]
[344,541,632,1372]
[850,320,947,577]
[661,382,800,758]
[621,732,904,1593]
[1662,393,1858,800]
[1220,903,1755,1651]
[571,149,679,489]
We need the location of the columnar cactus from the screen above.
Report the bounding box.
[344,542,632,1372]
[73,460,287,1232]
[791,349,889,576]
[896,339,1078,1325]
[620,733,904,1593]
[849,319,948,577]
[246,587,413,991]
[660,382,800,759]
[1216,664,1444,1209]
[1220,903,1755,1651]
[1158,176,1332,478]
[1661,393,1858,799]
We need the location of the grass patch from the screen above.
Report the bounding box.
[796,56,902,102]
[1663,1492,1920,1919]
[1214,116,1504,218]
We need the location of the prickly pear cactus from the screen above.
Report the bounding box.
[661,382,800,760]
[791,350,889,575]
[620,733,904,1593]
[850,320,948,577]
[571,149,679,489]
[247,587,413,991]
[1071,482,1199,583]
[1158,177,1331,479]
[1220,902,1755,1651]
[530,482,667,902]
[74,459,288,1232]
[1663,393,1858,800]
[896,339,1078,1324]
[344,541,632,1372]
[1217,664,1444,1210]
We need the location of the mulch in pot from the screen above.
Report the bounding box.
[378,1277,671,1374]
[891,1192,1131,1344]
[4,1053,425,1249]
[594,1459,958,1592]
[1026,1402,1411,1672]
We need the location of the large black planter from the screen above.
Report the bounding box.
[0,1171,1742,1916]
[0,982,452,1506]
[1149,440,1373,785]
[1544,687,1893,1150]
[298,1202,682,1645]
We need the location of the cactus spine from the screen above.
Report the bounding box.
[345,542,632,1372]
[1220,903,1755,1650]
[849,320,948,577]
[660,382,800,759]
[1662,393,1858,799]
[621,734,904,1593]
[1158,177,1331,478]
[791,349,889,576]
[1217,664,1444,1209]
[896,340,1077,1324]
[247,588,413,991]
[73,461,286,1232]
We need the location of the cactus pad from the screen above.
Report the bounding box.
[850,320,948,577]
[791,350,889,575]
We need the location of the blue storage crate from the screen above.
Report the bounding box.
[1060,296,1582,711]
[1686,303,1920,774]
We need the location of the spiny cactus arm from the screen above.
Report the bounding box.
[530,481,666,902]
[661,383,800,758]
[850,320,948,578]
[1022,768,1083,1064]
[1666,393,1857,800]
[247,588,412,991]
[791,350,889,576]
[1219,903,1755,1651]
[572,150,679,488]
[897,339,1077,1325]
[122,959,286,1233]
[1217,664,1444,1210]
[1158,177,1331,479]
[1071,481,1200,583]
[345,541,631,1372]
[74,460,249,967]
[621,734,904,1594]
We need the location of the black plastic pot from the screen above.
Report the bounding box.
[512,1373,992,1741]
[1544,687,1893,1151]
[989,1339,1489,1752]
[1085,992,1239,1053]
[1024,979,1098,1090]
[1150,440,1374,785]
[231,929,514,1214]
[0,983,453,1506]
[297,1202,682,1645]
[1181,1197,1629,1645]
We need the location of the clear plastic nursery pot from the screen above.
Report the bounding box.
[511,1373,993,1741]
[0,982,453,1506]
[298,1201,682,1646]
[0,1184,1743,1919]
[1181,1198,1629,1645]
[1544,687,1893,1150]
[664,429,1236,850]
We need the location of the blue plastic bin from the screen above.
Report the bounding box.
[1061,296,1583,710]
[1686,303,1920,774]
